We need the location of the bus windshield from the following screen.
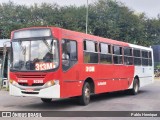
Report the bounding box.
[11,39,59,71]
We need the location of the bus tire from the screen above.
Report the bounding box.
[41,98,52,103]
[130,78,139,95]
[79,82,91,105]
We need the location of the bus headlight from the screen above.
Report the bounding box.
[44,80,59,88]
[10,80,18,86]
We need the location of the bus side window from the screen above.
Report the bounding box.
[113,45,123,64]
[148,51,152,66]
[124,47,133,65]
[62,39,77,71]
[83,40,98,63]
[133,49,141,66]
[99,43,112,64]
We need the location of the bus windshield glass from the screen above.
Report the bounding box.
[11,39,59,71]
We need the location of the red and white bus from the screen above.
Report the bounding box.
[9,27,154,105]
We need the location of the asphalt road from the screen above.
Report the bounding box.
[0,80,160,119]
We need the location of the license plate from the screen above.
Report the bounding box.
[25,88,34,92]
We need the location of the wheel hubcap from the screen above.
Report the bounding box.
[85,87,90,99]
[134,82,138,93]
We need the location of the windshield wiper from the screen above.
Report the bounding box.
[42,39,53,53]
[18,41,26,55]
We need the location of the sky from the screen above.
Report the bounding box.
[0,0,160,18]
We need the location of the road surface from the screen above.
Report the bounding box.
[0,80,159,119]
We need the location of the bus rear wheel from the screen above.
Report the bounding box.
[130,78,139,95]
[79,82,91,105]
[41,98,52,103]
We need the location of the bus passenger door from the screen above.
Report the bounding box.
[61,39,80,97]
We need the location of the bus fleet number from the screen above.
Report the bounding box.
[86,66,95,72]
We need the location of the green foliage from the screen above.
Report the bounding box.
[154,62,160,69]
[0,0,160,46]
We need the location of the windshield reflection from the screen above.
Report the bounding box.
[11,39,59,71]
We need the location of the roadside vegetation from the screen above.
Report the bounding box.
[0,0,160,46]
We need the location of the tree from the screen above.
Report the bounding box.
[0,0,160,47]
[88,0,149,46]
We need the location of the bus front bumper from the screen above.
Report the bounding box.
[9,83,60,99]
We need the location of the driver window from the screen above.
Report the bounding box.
[62,39,77,71]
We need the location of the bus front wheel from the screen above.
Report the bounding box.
[41,98,52,103]
[79,82,91,105]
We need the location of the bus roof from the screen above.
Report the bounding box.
[12,26,152,50]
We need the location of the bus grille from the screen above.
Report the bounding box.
[16,74,46,78]
[18,83,44,86]
[21,91,39,94]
